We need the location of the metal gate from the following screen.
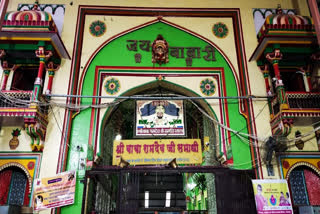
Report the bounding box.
[82,166,257,214]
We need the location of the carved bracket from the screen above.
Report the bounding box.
[35,47,53,61]
[25,119,47,152]
[266,49,283,62]
[272,116,294,137]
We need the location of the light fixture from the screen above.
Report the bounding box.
[119,157,130,168]
[168,158,178,168]
[165,191,171,207]
[295,130,304,150]
[115,134,122,140]
[145,191,149,208]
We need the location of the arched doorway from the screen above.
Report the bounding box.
[0,166,30,207]
[288,165,320,213]
[96,83,218,213]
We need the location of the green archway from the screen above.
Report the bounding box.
[67,19,251,171]
[62,20,252,214]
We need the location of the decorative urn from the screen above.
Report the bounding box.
[9,129,21,150]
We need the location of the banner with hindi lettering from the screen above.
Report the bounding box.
[33,171,76,211]
[113,139,202,165]
[136,100,185,136]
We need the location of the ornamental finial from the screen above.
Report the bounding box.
[33,1,39,10]
[276,4,283,15]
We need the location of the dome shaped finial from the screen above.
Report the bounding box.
[276,4,283,15]
[33,1,39,10]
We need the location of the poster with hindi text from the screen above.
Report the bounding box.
[33,171,76,211]
[252,179,293,214]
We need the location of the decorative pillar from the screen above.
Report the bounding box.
[259,64,274,118]
[308,0,320,46]
[300,66,312,92]
[45,61,60,95]
[266,49,289,110]
[259,64,272,95]
[33,46,52,101]
[1,60,10,90]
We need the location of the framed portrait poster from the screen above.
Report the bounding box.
[135,100,186,137]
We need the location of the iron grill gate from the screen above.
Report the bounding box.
[82,166,257,214]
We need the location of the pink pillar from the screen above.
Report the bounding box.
[46,71,55,94]
[0,0,8,31]
[308,0,320,46]
[1,69,10,90]
[1,61,11,90]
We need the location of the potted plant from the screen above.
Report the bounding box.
[9,129,21,150]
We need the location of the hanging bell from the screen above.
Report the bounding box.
[168,158,178,168]
[119,157,130,168]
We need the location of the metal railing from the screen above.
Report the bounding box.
[0,91,32,108]
[0,91,49,115]
[287,92,320,109]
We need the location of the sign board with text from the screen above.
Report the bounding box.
[33,171,76,211]
[113,139,202,165]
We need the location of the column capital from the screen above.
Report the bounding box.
[46,61,60,75]
[0,49,6,58]
[1,60,17,71]
[258,64,269,76]
[311,52,320,61]
[35,47,53,61]
[266,49,283,63]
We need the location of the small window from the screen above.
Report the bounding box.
[11,67,39,91]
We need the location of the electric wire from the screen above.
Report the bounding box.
[1,90,320,170]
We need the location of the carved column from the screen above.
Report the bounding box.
[259,64,272,95]
[266,49,289,110]
[1,60,11,90]
[300,66,312,92]
[259,64,274,118]
[45,61,59,95]
[33,46,52,101]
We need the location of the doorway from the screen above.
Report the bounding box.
[82,166,256,214]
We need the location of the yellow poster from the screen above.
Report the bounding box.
[33,171,76,211]
[252,179,293,214]
[113,139,202,165]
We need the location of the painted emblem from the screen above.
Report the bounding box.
[152,34,169,64]
[28,161,35,170]
[89,20,106,37]
[200,78,216,96]
[282,160,290,169]
[213,22,229,38]
[104,77,120,95]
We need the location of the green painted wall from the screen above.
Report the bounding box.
[63,21,251,213]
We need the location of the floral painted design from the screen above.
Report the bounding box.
[27,161,35,170]
[89,20,106,37]
[200,78,216,96]
[213,22,229,38]
[104,77,120,95]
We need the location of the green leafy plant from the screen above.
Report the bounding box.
[11,129,21,137]
[193,173,207,193]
